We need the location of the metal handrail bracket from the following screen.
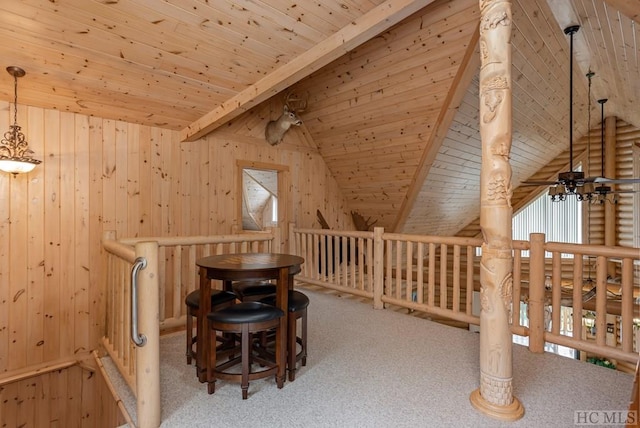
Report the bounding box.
[131,257,148,347]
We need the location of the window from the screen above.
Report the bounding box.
[513,188,582,243]
[476,180,582,257]
[511,166,583,257]
[241,167,278,231]
[237,161,288,232]
[271,195,278,223]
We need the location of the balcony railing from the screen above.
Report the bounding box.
[289,225,639,365]
[102,225,638,427]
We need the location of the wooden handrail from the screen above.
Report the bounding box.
[544,241,640,258]
[119,232,274,246]
[0,357,81,386]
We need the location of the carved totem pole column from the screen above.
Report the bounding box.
[469,0,524,420]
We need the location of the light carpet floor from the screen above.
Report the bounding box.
[104,286,634,428]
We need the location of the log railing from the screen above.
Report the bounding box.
[102,225,637,427]
[101,232,160,428]
[529,234,639,364]
[289,226,639,366]
[101,229,279,428]
[289,226,376,300]
[290,225,482,324]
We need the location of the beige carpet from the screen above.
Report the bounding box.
[105,286,634,427]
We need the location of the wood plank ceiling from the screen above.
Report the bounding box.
[0,0,637,236]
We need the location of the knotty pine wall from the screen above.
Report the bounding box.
[0,98,353,376]
[0,364,124,428]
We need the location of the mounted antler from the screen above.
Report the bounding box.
[351,211,378,231]
[316,209,330,229]
[283,91,307,113]
[265,92,307,146]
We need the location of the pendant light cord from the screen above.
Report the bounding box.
[587,71,593,176]
[598,98,607,177]
[12,73,18,126]
[568,28,575,172]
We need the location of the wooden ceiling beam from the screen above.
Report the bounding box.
[181,0,436,142]
[391,24,480,233]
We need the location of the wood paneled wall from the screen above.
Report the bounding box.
[0,98,352,378]
[0,363,124,428]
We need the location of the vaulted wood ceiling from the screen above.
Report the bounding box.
[0,0,637,235]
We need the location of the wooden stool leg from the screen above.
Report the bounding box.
[186,309,193,364]
[241,324,250,399]
[287,313,297,382]
[207,306,283,398]
[301,308,307,366]
[207,327,217,394]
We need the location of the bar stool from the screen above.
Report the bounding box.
[260,290,309,381]
[232,280,277,302]
[207,302,284,399]
[185,289,237,365]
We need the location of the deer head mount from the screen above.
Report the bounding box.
[265,92,307,146]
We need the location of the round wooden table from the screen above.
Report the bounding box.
[195,253,304,388]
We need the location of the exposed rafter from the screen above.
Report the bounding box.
[181,0,435,142]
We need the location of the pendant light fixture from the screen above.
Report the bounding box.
[525,25,587,200]
[0,66,41,175]
[523,25,640,199]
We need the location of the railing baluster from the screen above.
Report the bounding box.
[428,243,436,307]
[572,255,583,340]
[440,244,447,309]
[621,258,634,352]
[172,246,182,321]
[405,242,413,302]
[417,243,424,304]
[551,251,562,336]
[453,245,460,313]
[595,255,608,347]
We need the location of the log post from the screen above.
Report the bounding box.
[135,241,161,428]
[528,233,546,353]
[469,0,524,420]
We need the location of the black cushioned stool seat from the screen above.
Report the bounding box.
[185,290,236,365]
[207,302,284,399]
[232,280,277,302]
[260,290,309,381]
